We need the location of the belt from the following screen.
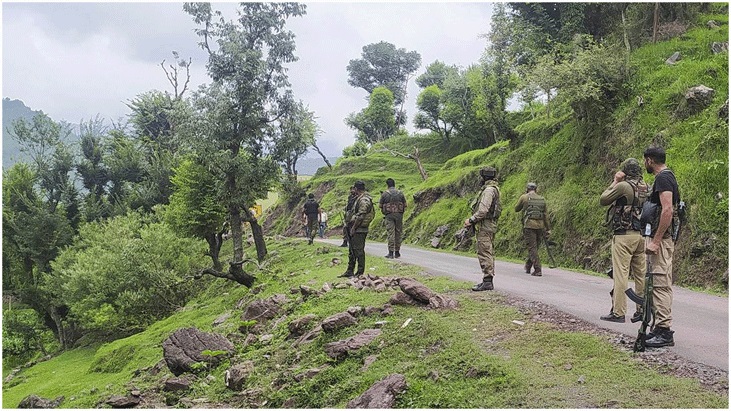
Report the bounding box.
[614,229,639,235]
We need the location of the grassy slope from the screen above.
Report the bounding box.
[3,239,726,408]
[279,12,728,292]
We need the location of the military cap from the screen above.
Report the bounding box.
[620,158,642,179]
[354,180,366,190]
[526,182,537,191]
[479,166,497,180]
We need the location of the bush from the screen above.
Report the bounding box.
[49,211,209,337]
[342,141,369,157]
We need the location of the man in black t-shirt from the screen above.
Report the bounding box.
[302,193,321,245]
[643,146,679,348]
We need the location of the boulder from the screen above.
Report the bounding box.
[105,395,141,408]
[321,312,358,333]
[719,99,729,122]
[324,329,382,359]
[293,365,329,382]
[162,328,235,376]
[398,278,457,309]
[389,291,419,306]
[163,376,194,392]
[679,85,715,117]
[346,374,408,408]
[347,306,364,317]
[294,325,323,347]
[225,361,255,391]
[707,20,720,29]
[665,51,681,65]
[361,355,378,371]
[711,41,728,54]
[241,294,288,323]
[18,395,64,409]
[288,314,317,338]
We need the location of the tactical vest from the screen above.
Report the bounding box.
[382,189,405,214]
[643,169,681,239]
[470,183,501,221]
[357,193,376,227]
[609,180,648,232]
[524,193,546,223]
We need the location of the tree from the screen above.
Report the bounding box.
[414,85,453,142]
[270,101,318,180]
[345,86,397,143]
[415,60,458,89]
[166,158,227,271]
[346,41,421,105]
[183,2,306,284]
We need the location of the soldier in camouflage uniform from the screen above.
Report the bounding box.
[302,193,321,245]
[339,181,375,278]
[515,182,550,276]
[599,158,648,323]
[380,178,407,258]
[464,166,501,291]
[340,186,358,247]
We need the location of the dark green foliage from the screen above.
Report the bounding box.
[346,41,422,105]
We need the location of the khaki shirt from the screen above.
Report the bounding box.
[515,192,549,230]
[470,181,499,234]
[599,180,636,207]
[351,192,374,233]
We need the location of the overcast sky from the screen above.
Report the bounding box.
[2,1,494,157]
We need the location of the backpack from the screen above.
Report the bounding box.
[524,193,546,222]
[382,189,405,214]
[471,184,501,221]
[357,193,376,227]
[609,180,648,232]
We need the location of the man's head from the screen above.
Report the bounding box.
[643,146,666,174]
[386,178,395,188]
[526,182,537,193]
[354,180,366,192]
[479,166,497,182]
[620,158,642,179]
[308,193,314,199]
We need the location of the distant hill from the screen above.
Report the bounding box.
[2,98,43,167]
[296,156,339,176]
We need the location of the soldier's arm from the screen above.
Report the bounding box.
[515,194,525,212]
[470,187,495,224]
[599,183,625,206]
[351,199,366,230]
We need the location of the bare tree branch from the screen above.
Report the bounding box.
[311,142,332,169]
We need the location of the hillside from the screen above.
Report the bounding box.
[266,13,729,292]
[2,98,42,166]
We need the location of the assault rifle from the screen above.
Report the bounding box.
[543,233,557,269]
[625,258,654,352]
[341,212,354,259]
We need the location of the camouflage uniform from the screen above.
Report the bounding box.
[599,158,647,321]
[380,184,407,258]
[466,167,501,291]
[515,184,550,276]
[342,181,375,277]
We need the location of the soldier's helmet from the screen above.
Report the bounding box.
[526,182,537,191]
[620,158,642,179]
[354,180,366,190]
[479,166,497,180]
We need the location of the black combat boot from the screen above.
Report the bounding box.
[524,260,532,274]
[385,251,394,259]
[395,250,401,258]
[645,327,674,347]
[630,311,643,323]
[531,270,542,277]
[471,277,494,291]
[338,270,355,278]
[600,312,625,323]
[340,241,348,247]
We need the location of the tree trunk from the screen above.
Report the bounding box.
[312,142,332,169]
[621,6,631,53]
[413,147,428,181]
[223,205,255,287]
[49,307,66,350]
[242,209,267,262]
[652,3,660,43]
[205,233,223,271]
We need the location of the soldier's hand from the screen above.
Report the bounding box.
[613,170,626,184]
[464,218,472,228]
[645,240,660,255]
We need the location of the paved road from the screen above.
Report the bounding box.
[319,238,729,371]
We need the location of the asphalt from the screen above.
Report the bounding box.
[317,238,729,372]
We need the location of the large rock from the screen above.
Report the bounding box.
[18,395,64,409]
[719,99,729,122]
[711,41,728,54]
[105,395,141,408]
[162,328,235,376]
[163,376,194,392]
[321,312,358,333]
[346,374,408,408]
[398,278,458,309]
[665,51,681,65]
[225,361,255,391]
[389,292,419,306]
[294,325,322,347]
[324,329,382,359]
[677,85,715,118]
[288,314,317,338]
[241,294,288,323]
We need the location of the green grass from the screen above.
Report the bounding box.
[4,238,726,408]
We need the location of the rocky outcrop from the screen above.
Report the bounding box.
[398,278,458,309]
[288,314,317,338]
[163,376,194,392]
[162,328,235,376]
[346,374,408,408]
[241,294,288,324]
[665,51,681,65]
[105,394,141,408]
[676,85,715,118]
[321,312,358,333]
[225,361,255,391]
[17,395,64,409]
[324,329,382,359]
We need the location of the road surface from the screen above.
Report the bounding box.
[318,238,729,371]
